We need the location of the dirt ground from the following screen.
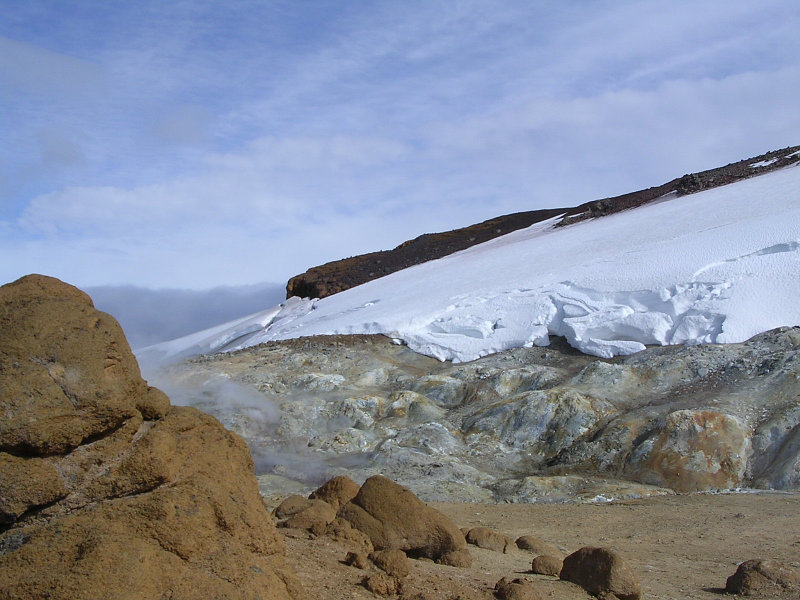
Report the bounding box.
[279,491,800,600]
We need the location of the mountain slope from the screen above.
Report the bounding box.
[142,158,800,364]
[287,145,800,299]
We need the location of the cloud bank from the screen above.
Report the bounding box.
[2,1,799,289]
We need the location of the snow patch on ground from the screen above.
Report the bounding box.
[140,166,800,363]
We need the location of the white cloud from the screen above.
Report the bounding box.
[2,1,800,289]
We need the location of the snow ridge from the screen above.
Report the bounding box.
[140,165,800,364]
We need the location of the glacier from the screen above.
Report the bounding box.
[141,163,800,364]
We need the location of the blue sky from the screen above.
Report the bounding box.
[2,0,800,289]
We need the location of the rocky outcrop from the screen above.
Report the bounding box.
[0,275,302,600]
[286,146,800,299]
[286,208,566,299]
[158,325,800,503]
[338,475,469,563]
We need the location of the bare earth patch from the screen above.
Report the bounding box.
[280,491,800,600]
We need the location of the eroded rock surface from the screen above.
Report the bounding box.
[0,275,302,600]
[151,325,800,502]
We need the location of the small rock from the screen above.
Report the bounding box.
[530,554,562,576]
[325,518,374,554]
[273,495,313,519]
[494,577,543,600]
[725,559,800,596]
[370,549,411,578]
[466,526,512,553]
[308,475,360,510]
[437,549,473,568]
[276,499,336,531]
[362,572,403,596]
[515,536,561,557]
[560,546,641,600]
[344,551,370,570]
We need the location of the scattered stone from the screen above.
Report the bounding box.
[344,551,370,570]
[370,548,412,578]
[273,495,314,519]
[325,518,374,554]
[725,559,800,596]
[309,475,360,510]
[338,475,468,562]
[362,572,403,596]
[0,275,303,600]
[560,546,641,600]
[494,577,542,600]
[436,548,473,568]
[276,499,336,532]
[530,555,563,576]
[515,536,561,557]
[466,527,513,553]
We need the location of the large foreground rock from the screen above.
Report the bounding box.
[338,475,468,562]
[726,559,800,597]
[560,546,641,600]
[0,275,303,600]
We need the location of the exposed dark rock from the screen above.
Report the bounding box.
[286,145,799,299]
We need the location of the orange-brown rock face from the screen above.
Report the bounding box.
[0,275,303,600]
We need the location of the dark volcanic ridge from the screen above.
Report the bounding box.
[286,144,800,300]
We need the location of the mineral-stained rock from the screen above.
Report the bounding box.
[625,409,749,492]
[0,275,303,600]
[370,548,412,578]
[515,536,561,557]
[309,475,360,510]
[560,547,641,600]
[530,555,563,576]
[494,577,543,600]
[466,526,513,553]
[725,559,800,596]
[338,475,469,562]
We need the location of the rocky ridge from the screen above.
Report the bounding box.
[152,325,800,504]
[286,145,800,300]
[0,275,303,600]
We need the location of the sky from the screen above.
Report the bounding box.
[2,0,800,291]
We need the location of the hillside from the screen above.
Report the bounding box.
[287,145,800,300]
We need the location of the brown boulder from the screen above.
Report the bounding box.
[515,535,561,557]
[363,572,404,596]
[338,475,468,562]
[437,548,474,568]
[344,551,371,570]
[370,548,412,578]
[277,499,337,532]
[274,494,314,519]
[494,577,543,600]
[725,559,800,596]
[0,275,303,600]
[530,555,563,576]
[325,518,375,554]
[560,547,640,600]
[466,526,513,553]
[309,475,360,510]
